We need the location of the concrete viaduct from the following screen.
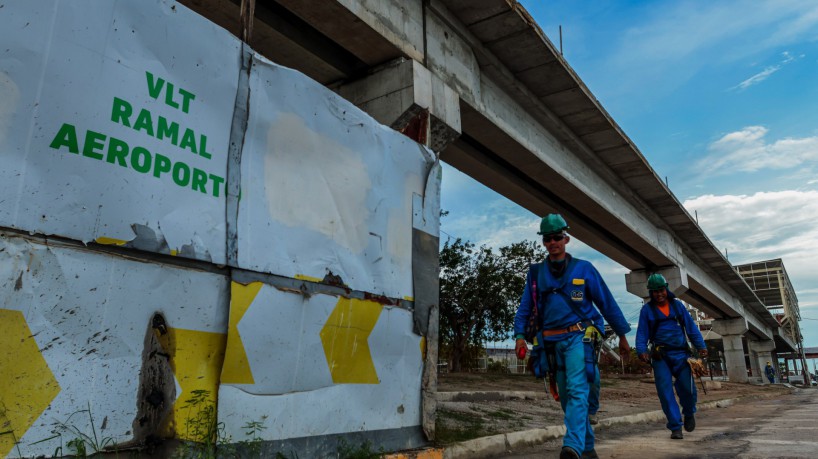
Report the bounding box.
[181,0,795,382]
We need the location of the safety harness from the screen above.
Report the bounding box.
[525,257,601,401]
[647,300,693,360]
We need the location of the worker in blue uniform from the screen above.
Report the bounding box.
[514,214,632,459]
[636,274,707,440]
[765,361,776,383]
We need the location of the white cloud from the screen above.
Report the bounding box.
[683,191,818,333]
[733,65,780,90]
[730,51,802,91]
[698,126,818,173]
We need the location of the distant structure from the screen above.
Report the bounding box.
[734,259,810,384]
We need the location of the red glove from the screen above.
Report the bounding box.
[515,339,527,359]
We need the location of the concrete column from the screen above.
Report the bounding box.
[748,340,776,384]
[711,318,749,383]
[335,58,461,152]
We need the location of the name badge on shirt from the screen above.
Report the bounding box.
[571,279,584,301]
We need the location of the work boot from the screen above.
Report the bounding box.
[559,446,580,459]
[670,429,684,439]
[684,415,696,432]
[581,449,600,459]
[588,413,598,425]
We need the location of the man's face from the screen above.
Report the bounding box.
[650,287,668,303]
[542,232,569,259]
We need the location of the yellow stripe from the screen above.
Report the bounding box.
[95,237,128,246]
[221,281,262,384]
[0,309,61,458]
[157,326,227,440]
[319,298,383,384]
[572,278,585,285]
[294,274,323,283]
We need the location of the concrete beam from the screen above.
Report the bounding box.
[335,58,461,152]
[711,318,749,336]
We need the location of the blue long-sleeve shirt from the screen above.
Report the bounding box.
[635,292,706,354]
[513,256,631,341]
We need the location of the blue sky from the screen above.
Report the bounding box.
[440,1,818,352]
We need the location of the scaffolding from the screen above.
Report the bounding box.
[734,259,809,384]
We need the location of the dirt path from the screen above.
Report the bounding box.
[435,372,792,444]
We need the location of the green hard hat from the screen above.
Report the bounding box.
[647,273,669,291]
[538,214,569,235]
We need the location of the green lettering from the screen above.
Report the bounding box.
[172,161,190,187]
[133,109,155,137]
[107,137,129,167]
[164,82,180,109]
[131,147,152,173]
[209,174,225,198]
[191,168,207,193]
[199,135,212,159]
[157,116,179,145]
[111,97,133,127]
[82,130,106,160]
[146,71,164,100]
[49,123,79,154]
[154,154,172,178]
[179,129,197,154]
[179,88,195,114]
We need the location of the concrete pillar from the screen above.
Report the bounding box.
[748,340,776,384]
[335,58,461,152]
[711,318,749,383]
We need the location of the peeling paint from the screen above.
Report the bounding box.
[130,313,176,447]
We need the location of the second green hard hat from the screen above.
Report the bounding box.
[538,214,569,235]
[647,273,669,291]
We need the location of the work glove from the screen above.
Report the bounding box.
[639,353,651,364]
[515,338,527,359]
[699,348,708,358]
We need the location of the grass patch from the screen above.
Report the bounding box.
[486,409,515,420]
[435,409,504,445]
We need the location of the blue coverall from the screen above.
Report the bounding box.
[635,292,706,432]
[514,256,631,455]
[765,365,776,383]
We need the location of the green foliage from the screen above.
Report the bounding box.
[34,402,116,458]
[485,358,510,374]
[439,238,545,372]
[335,438,384,459]
[173,389,268,459]
[174,389,226,459]
[238,417,268,457]
[435,409,495,445]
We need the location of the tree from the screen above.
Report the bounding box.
[439,238,546,372]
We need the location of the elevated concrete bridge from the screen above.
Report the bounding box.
[181,0,795,382]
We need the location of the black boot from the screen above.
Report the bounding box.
[684,415,696,432]
[671,429,684,439]
[560,446,580,459]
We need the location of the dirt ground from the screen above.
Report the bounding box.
[434,372,792,444]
